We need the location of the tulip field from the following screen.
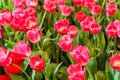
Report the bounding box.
[0,0,120,80]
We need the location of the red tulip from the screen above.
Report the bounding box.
[90,22,101,34]
[27,28,41,43]
[76,11,86,23]
[105,3,117,16]
[90,4,102,15]
[11,41,31,60]
[5,63,22,74]
[67,64,85,80]
[12,0,25,8]
[25,16,38,30]
[29,56,45,72]
[80,16,95,32]
[106,22,117,38]
[73,0,85,6]
[44,0,56,13]
[0,26,2,39]
[67,25,78,38]
[26,0,38,8]
[58,35,73,52]
[57,0,65,6]
[110,54,120,71]
[0,47,11,66]
[70,45,90,66]
[54,19,70,35]
[0,10,12,25]
[59,5,72,16]
[24,7,36,17]
[0,75,12,80]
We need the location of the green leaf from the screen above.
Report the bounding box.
[53,62,63,79]
[105,60,114,80]
[10,74,25,80]
[87,57,97,73]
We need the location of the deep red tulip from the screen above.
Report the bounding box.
[70,45,90,66]
[106,22,117,38]
[73,0,85,6]
[27,28,41,43]
[110,54,120,71]
[11,41,31,60]
[105,3,117,16]
[0,75,12,80]
[76,11,86,23]
[54,19,70,35]
[5,63,22,74]
[0,47,11,66]
[67,64,85,80]
[58,35,73,52]
[29,56,45,72]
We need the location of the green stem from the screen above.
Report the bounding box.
[12,63,31,80]
[39,11,47,29]
[86,66,94,80]
[66,53,75,64]
[32,70,35,80]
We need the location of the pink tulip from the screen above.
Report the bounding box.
[26,0,38,8]
[58,35,73,52]
[106,22,117,38]
[70,45,90,66]
[105,3,117,16]
[29,56,45,72]
[108,0,116,3]
[67,25,78,38]
[90,22,101,34]
[0,26,2,39]
[80,16,95,32]
[59,5,72,16]
[90,4,102,15]
[44,0,56,13]
[73,0,84,6]
[54,19,70,35]
[12,0,26,8]
[24,7,36,17]
[67,64,85,80]
[11,41,31,60]
[110,54,120,71]
[0,47,11,66]
[57,0,65,6]
[27,28,41,43]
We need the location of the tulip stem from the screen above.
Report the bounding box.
[39,11,47,29]
[86,66,94,80]
[11,63,31,80]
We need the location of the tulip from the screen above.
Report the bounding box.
[70,45,90,66]
[67,25,78,38]
[58,35,73,52]
[26,0,38,8]
[105,3,117,16]
[67,64,85,80]
[108,0,116,3]
[54,19,70,35]
[90,4,102,15]
[110,54,120,71]
[5,63,22,74]
[11,41,31,60]
[27,28,41,43]
[44,0,56,13]
[106,22,117,38]
[12,0,25,8]
[76,11,86,23]
[80,16,95,32]
[90,22,101,34]
[0,47,11,66]
[29,56,45,72]
[0,75,12,80]
[24,7,36,17]
[59,5,72,16]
